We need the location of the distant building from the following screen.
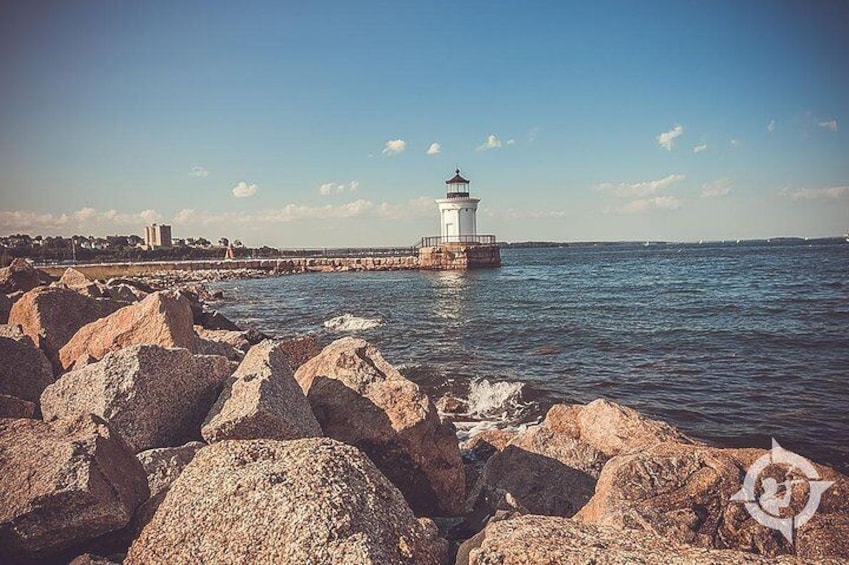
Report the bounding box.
[144,223,172,248]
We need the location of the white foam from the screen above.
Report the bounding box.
[466,378,526,419]
[323,313,382,332]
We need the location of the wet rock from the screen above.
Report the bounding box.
[0,258,51,294]
[575,441,849,559]
[436,394,469,416]
[0,326,53,403]
[461,514,813,565]
[58,290,196,371]
[295,337,465,516]
[202,340,321,443]
[0,415,148,564]
[474,399,695,519]
[41,345,231,452]
[461,428,516,464]
[8,286,123,373]
[0,394,36,418]
[199,309,241,331]
[125,438,447,565]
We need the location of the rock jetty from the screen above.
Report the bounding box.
[0,264,847,564]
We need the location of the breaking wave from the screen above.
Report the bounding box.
[323,313,383,332]
[466,378,528,419]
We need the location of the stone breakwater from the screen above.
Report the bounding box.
[38,243,501,285]
[1,259,848,564]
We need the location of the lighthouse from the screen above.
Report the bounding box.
[436,169,479,243]
[418,168,501,269]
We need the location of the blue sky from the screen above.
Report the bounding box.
[1,1,847,246]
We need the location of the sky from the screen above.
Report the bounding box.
[1,1,847,246]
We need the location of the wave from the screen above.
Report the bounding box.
[323,313,383,332]
[437,378,532,430]
[466,379,527,419]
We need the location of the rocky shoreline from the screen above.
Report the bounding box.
[1,258,847,564]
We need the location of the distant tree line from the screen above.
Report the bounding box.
[0,233,280,267]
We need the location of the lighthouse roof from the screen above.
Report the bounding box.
[445,169,470,185]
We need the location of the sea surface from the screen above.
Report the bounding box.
[209,240,849,472]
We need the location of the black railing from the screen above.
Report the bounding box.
[420,235,497,247]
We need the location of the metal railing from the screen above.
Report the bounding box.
[419,235,497,247]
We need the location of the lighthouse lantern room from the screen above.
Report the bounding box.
[436,169,479,243]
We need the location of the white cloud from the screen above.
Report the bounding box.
[787,185,849,200]
[506,138,516,145]
[0,207,164,235]
[701,178,733,198]
[476,134,503,152]
[595,174,686,198]
[618,196,684,214]
[767,120,776,133]
[426,142,441,155]
[319,181,359,195]
[819,119,838,132]
[382,139,407,156]
[376,197,434,220]
[232,182,258,198]
[730,138,742,147]
[489,208,568,220]
[189,166,209,177]
[527,126,540,143]
[656,124,683,150]
[693,144,708,153]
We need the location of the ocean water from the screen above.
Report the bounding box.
[209,241,849,472]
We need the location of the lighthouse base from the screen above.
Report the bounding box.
[418,243,501,270]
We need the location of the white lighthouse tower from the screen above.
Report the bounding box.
[418,168,500,269]
[436,169,479,243]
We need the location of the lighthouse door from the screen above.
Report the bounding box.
[445,221,457,242]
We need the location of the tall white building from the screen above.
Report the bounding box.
[435,169,479,243]
[144,223,172,248]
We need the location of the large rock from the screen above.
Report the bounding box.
[475,399,693,518]
[41,345,231,452]
[202,340,322,443]
[125,438,447,565]
[460,514,820,565]
[58,290,196,371]
[575,441,849,559]
[136,441,207,499]
[58,267,104,298]
[295,337,465,516]
[0,328,53,403]
[0,415,149,564]
[130,442,207,537]
[0,258,50,294]
[8,286,123,373]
